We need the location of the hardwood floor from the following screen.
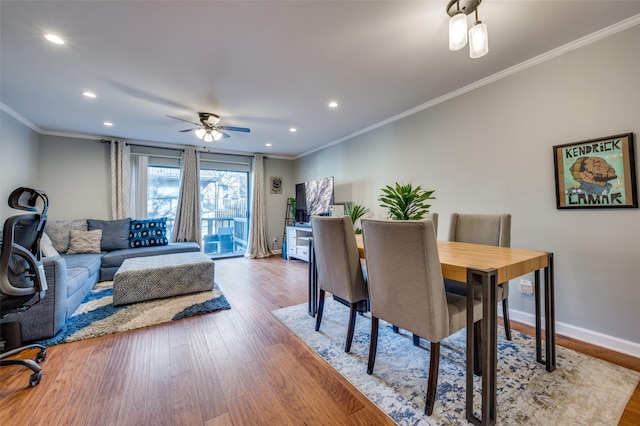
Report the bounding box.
[1,256,639,425]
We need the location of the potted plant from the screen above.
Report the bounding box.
[379,182,435,220]
[344,203,370,234]
[288,197,296,219]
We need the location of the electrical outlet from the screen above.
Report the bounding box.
[519,279,534,296]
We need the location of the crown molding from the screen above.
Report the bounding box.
[297,13,640,160]
[0,102,42,133]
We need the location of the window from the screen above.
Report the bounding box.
[147,166,180,237]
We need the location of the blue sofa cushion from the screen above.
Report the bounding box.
[130,218,169,248]
[61,253,102,299]
[101,242,201,269]
[62,253,103,274]
[88,218,131,251]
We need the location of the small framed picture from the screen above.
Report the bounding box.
[270,176,283,194]
[553,133,637,209]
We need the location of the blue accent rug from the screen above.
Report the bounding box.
[37,281,230,347]
[273,298,639,425]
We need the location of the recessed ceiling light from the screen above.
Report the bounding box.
[44,34,64,45]
[289,127,297,132]
[329,101,339,108]
[103,122,113,127]
[83,91,96,98]
[265,143,272,147]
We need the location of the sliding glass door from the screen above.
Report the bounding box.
[200,168,249,258]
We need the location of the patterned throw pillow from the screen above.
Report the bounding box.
[45,219,88,253]
[66,229,102,254]
[129,218,169,248]
[40,232,61,257]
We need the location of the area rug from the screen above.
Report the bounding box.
[273,298,640,425]
[37,281,230,347]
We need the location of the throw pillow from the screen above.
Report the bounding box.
[40,232,60,257]
[88,218,131,251]
[66,229,102,254]
[129,217,169,248]
[45,219,88,253]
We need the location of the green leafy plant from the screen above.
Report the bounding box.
[288,197,296,218]
[344,203,370,234]
[378,182,435,220]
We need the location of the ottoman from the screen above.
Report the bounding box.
[113,251,215,306]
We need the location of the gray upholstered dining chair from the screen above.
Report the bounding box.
[444,213,512,340]
[310,216,368,353]
[361,218,483,415]
[390,212,438,346]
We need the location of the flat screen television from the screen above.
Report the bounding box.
[295,176,334,224]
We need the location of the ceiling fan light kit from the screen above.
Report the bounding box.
[447,0,488,58]
[167,112,250,143]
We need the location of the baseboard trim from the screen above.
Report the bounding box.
[508,308,640,359]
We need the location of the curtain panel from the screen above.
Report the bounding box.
[171,148,201,244]
[110,140,131,220]
[245,154,273,258]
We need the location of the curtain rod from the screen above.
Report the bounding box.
[99,139,260,159]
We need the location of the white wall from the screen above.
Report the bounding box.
[37,135,111,221]
[294,25,640,353]
[0,111,40,220]
[264,157,295,251]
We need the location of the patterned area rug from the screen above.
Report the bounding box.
[273,298,640,425]
[37,281,230,346]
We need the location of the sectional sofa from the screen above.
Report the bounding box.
[0,217,200,342]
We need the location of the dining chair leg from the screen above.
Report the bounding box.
[473,321,482,376]
[425,342,440,416]
[345,304,358,353]
[502,298,512,340]
[413,334,421,346]
[367,316,379,374]
[315,289,325,331]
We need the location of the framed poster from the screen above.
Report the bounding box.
[553,133,637,209]
[270,176,283,194]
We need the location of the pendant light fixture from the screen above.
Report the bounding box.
[446,0,488,58]
[448,4,468,51]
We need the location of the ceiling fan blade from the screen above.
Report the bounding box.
[221,131,231,139]
[166,115,200,126]
[221,126,251,133]
[179,129,195,132]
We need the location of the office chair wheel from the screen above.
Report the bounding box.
[35,348,47,363]
[29,371,42,387]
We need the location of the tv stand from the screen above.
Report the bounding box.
[286,225,312,262]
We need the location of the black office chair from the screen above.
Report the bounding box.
[0,187,49,387]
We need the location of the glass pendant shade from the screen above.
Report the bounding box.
[212,130,223,141]
[203,132,214,143]
[195,128,206,139]
[449,12,468,51]
[469,21,489,58]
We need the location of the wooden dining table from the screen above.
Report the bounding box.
[308,235,556,426]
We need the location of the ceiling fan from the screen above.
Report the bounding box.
[167,112,250,142]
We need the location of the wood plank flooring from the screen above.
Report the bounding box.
[1,256,639,425]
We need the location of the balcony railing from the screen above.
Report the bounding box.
[201,216,248,257]
[157,199,248,258]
